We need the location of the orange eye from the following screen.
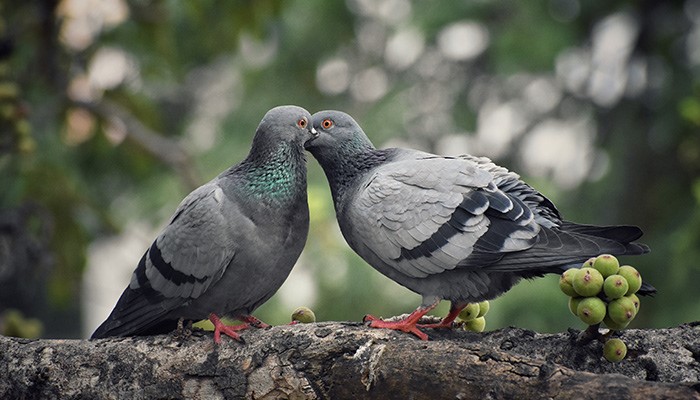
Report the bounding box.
[297,118,308,129]
[322,119,333,129]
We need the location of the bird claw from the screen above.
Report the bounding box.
[417,320,455,330]
[363,314,430,341]
[213,325,245,344]
[362,314,379,323]
[209,313,251,344]
[239,315,271,329]
[417,302,464,330]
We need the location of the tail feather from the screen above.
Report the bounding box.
[480,222,656,295]
[555,221,650,256]
[550,222,656,296]
[90,286,179,339]
[559,221,646,245]
[639,281,657,296]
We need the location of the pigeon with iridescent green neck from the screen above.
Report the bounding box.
[306,110,654,341]
[92,105,317,343]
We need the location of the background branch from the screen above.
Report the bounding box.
[74,99,202,191]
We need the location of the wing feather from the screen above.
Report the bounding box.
[92,183,237,338]
[347,156,540,279]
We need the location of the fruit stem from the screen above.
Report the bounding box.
[577,324,602,344]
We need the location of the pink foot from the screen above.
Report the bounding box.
[238,315,270,329]
[418,302,467,330]
[365,315,429,341]
[363,303,439,341]
[208,313,249,344]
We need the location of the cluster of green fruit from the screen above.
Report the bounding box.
[456,300,490,332]
[559,254,645,362]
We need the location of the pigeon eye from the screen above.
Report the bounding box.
[297,118,308,129]
[322,119,333,129]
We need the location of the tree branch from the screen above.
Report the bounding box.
[1,323,698,399]
[74,99,201,191]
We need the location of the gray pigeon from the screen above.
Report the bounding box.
[92,105,317,343]
[306,110,653,340]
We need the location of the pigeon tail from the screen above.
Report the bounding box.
[91,313,179,339]
[559,221,649,253]
[90,285,179,339]
[553,222,656,296]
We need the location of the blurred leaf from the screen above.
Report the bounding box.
[1,309,44,339]
[679,97,700,126]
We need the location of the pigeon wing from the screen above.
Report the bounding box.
[348,156,541,279]
[459,154,562,227]
[91,183,236,338]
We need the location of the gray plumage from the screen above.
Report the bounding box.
[306,110,653,327]
[92,105,317,339]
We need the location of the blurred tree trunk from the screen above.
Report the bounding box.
[1,323,698,399]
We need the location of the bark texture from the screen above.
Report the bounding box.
[1,322,699,399]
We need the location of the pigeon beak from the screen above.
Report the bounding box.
[305,128,319,148]
[308,126,319,141]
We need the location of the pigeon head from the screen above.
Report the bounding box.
[306,110,376,162]
[251,105,317,150]
[307,110,388,205]
[231,105,317,202]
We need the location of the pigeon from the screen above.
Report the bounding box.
[91,105,318,343]
[306,110,653,341]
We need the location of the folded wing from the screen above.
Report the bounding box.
[91,183,236,338]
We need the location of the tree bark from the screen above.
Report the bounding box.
[1,322,699,399]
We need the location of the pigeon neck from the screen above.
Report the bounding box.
[326,148,389,206]
[236,142,307,204]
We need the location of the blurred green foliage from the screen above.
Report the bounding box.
[0,0,698,338]
[1,309,43,339]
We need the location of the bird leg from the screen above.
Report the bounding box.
[238,315,271,329]
[208,313,246,344]
[363,301,440,341]
[173,318,195,340]
[418,301,468,330]
[208,314,272,344]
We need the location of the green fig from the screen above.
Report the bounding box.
[626,293,640,312]
[463,316,486,332]
[603,275,629,299]
[458,303,480,321]
[603,338,627,362]
[607,297,637,325]
[559,268,579,297]
[603,315,628,331]
[477,300,490,318]
[617,265,642,295]
[593,254,620,278]
[572,267,604,297]
[291,306,316,323]
[582,257,596,268]
[576,297,606,325]
[568,297,583,316]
